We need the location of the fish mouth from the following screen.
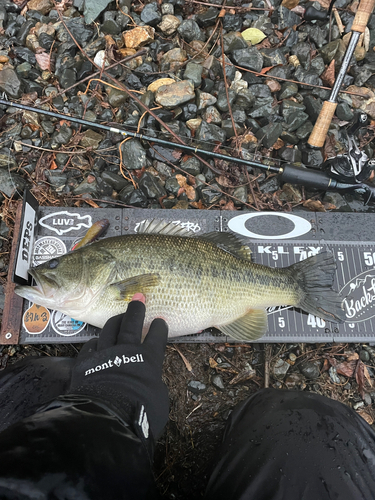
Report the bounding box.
[28,269,58,298]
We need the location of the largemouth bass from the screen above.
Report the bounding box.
[15,219,345,341]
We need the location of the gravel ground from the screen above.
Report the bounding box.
[1,0,375,496]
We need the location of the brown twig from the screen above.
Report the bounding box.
[189,0,272,11]
[264,344,272,388]
[220,28,238,142]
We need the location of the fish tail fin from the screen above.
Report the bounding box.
[288,251,345,323]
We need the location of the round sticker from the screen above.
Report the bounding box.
[33,237,67,266]
[23,303,50,334]
[51,310,86,336]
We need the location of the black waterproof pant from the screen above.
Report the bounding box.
[1,357,375,499]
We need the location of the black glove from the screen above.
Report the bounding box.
[68,299,169,441]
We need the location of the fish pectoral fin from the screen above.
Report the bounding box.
[109,273,159,301]
[217,309,267,341]
[200,232,252,261]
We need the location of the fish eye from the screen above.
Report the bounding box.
[48,259,59,269]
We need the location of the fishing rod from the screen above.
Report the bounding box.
[1,98,375,204]
[308,0,375,148]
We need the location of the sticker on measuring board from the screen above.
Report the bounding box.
[23,303,50,334]
[32,237,67,266]
[39,211,92,236]
[51,311,86,336]
[340,270,375,324]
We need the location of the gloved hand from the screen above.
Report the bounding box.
[68,295,169,441]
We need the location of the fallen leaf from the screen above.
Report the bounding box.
[190,200,205,209]
[220,199,236,210]
[259,65,280,75]
[83,199,100,208]
[357,409,374,425]
[241,28,267,45]
[336,359,357,378]
[50,160,58,170]
[321,60,335,87]
[35,52,51,71]
[218,8,226,17]
[282,0,300,8]
[355,360,366,398]
[176,174,196,200]
[303,199,326,212]
[216,175,234,188]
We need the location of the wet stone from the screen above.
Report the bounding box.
[139,172,166,199]
[101,171,128,191]
[181,157,201,176]
[235,88,255,110]
[188,380,207,394]
[286,111,309,132]
[336,102,354,121]
[45,170,68,188]
[121,139,147,170]
[0,170,27,197]
[259,48,285,67]
[80,129,103,149]
[148,144,181,164]
[216,88,236,113]
[178,19,204,43]
[0,68,22,99]
[165,176,180,195]
[256,123,282,149]
[360,349,370,362]
[233,186,247,205]
[221,120,243,138]
[107,87,128,107]
[201,184,222,205]
[285,372,305,389]
[279,82,298,99]
[329,366,341,384]
[196,121,226,148]
[259,175,280,193]
[280,147,302,163]
[298,360,321,379]
[196,91,217,110]
[140,3,161,26]
[28,0,53,14]
[181,103,197,121]
[292,42,311,70]
[273,358,290,380]
[155,80,195,108]
[124,188,148,207]
[211,374,225,390]
[183,62,203,88]
[223,31,248,53]
[281,100,306,120]
[302,148,323,168]
[54,124,73,145]
[232,47,263,73]
[158,15,180,36]
[303,95,323,122]
[196,7,219,28]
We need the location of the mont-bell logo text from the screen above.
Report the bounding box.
[341,271,375,322]
[85,354,144,376]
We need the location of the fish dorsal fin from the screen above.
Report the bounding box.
[217,309,267,341]
[200,232,252,260]
[137,219,192,237]
[109,273,159,301]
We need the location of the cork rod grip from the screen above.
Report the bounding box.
[307,101,337,148]
[352,0,375,32]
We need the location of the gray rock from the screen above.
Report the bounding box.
[196,91,217,110]
[286,111,309,132]
[216,88,236,112]
[279,82,299,100]
[221,119,243,138]
[0,170,27,197]
[0,68,23,99]
[235,88,255,110]
[54,124,73,145]
[248,84,271,98]
[165,176,180,195]
[196,121,226,148]
[311,56,325,76]
[0,152,17,169]
[259,48,285,67]
[140,2,161,26]
[281,99,306,120]
[223,13,242,31]
[45,170,68,188]
[188,380,207,394]
[336,102,354,121]
[80,129,103,149]
[256,123,282,149]
[302,148,323,168]
[107,87,128,107]
[329,366,341,384]
[178,19,204,42]
[296,121,313,140]
[303,95,323,122]
[299,360,321,379]
[139,172,166,199]
[292,42,311,70]
[121,139,147,170]
[211,374,225,390]
[201,183,222,205]
[232,47,263,73]
[223,31,248,53]
[273,358,290,380]
[280,147,302,163]
[233,185,247,205]
[278,6,302,29]
[101,171,129,191]
[285,372,305,389]
[73,178,98,195]
[155,80,195,108]
[183,62,203,88]
[196,7,219,28]
[181,157,201,176]
[360,349,370,362]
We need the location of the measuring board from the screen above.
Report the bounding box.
[2,199,375,344]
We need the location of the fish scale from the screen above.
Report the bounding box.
[15,220,345,342]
